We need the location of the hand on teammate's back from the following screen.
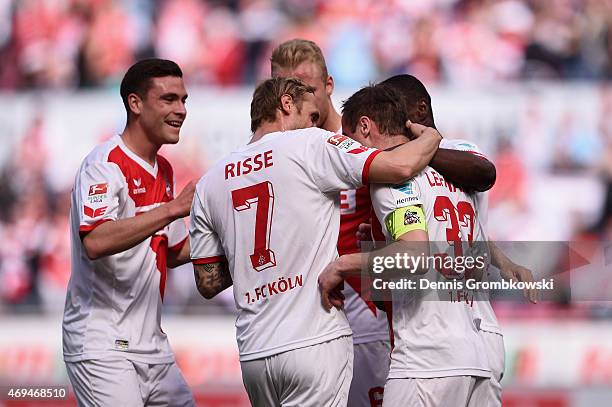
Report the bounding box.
[168,180,197,219]
[356,222,372,244]
[318,260,346,311]
[406,120,442,141]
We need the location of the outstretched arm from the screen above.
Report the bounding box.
[194,261,233,299]
[83,181,196,260]
[489,241,537,303]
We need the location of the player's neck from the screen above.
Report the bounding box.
[120,125,159,166]
[322,108,342,133]
[251,122,282,144]
[379,134,410,150]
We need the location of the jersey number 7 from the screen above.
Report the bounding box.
[232,181,277,272]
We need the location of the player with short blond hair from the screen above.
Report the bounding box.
[189,76,442,406]
[271,38,499,407]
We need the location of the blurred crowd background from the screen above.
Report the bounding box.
[0,0,611,89]
[0,0,611,314]
[0,1,611,404]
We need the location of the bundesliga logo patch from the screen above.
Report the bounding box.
[326,134,369,154]
[326,134,348,146]
[88,183,108,196]
[87,183,109,204]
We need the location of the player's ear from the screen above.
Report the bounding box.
[358,116,371,138]
[325,75,334,97]
[415,100,429,123]
[128,93,142,116]
[279,94,294,115]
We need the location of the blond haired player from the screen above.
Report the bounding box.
[189,76,442,406]
[271,39,392,406]
[63,59,195,406]
[270,39,500,407]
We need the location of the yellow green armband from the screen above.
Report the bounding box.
[385,205,427,240]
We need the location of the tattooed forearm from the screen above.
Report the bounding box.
[194,262,233,299]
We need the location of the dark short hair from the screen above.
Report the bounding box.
[381,74,432,112]
[120,59,183,118]
[250,77,315,133]
[341,84,407,136]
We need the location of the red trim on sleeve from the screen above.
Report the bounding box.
[193,255,227,265]
[362,150,382,185]
[79,219,113,238]
[169,236,188,253]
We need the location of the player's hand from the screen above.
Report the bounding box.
[356,222,372,244]
[500,262,538,303]
[406,121,442,142]
[168,180,196,219]
[318,261,346,311]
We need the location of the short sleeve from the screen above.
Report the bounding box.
[189,185,225,264]
[76,162,124,236]
[167,174,188,252]
[370,178,425,240]
[168,218,188,252]
[309,132,381,193]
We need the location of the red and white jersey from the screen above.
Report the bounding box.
[63,135,187,364]
[370,138,492,379]
[339,186,390,345]
[190,128,380,362]
[440,139,501,335]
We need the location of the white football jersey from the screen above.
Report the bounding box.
[370,139,492,379]
[190,128,381,361]
[440,139,501,335]
[63,135,187,364]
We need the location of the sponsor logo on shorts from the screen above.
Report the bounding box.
[114,339,129,350]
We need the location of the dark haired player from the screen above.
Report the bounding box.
[63,59,196,406]
[322,83,492,406]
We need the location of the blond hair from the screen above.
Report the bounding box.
[271,39,329,81]
[250,77,316,132]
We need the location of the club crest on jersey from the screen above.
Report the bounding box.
[404,209,420,225]
[132,178,146,195]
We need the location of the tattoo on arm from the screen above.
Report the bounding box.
[194,262,233,299]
